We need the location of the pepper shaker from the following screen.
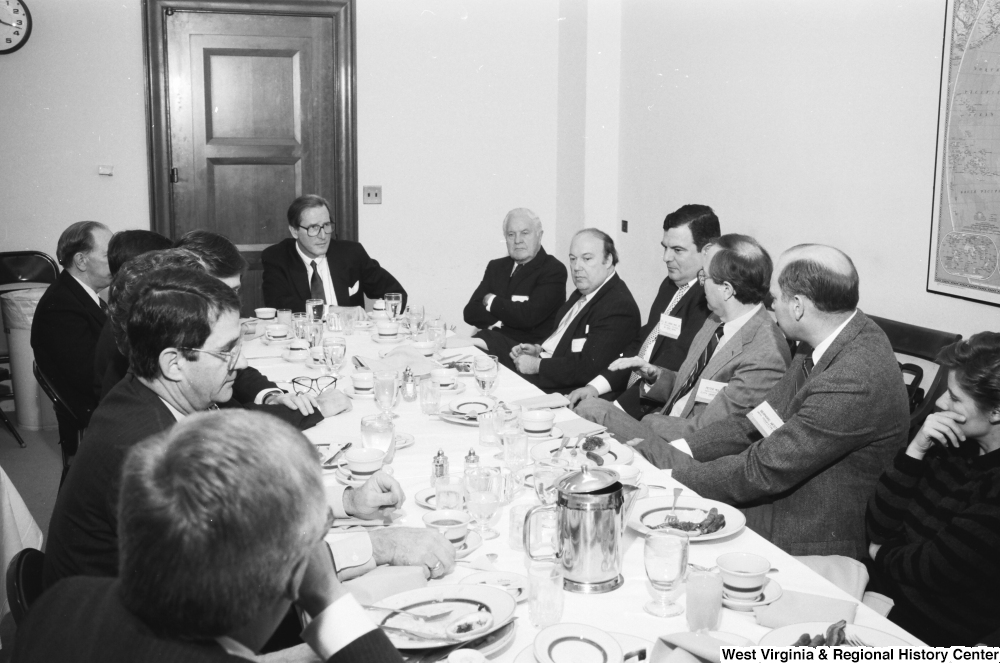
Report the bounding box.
[464,448,480,475]
[401,366,417,402]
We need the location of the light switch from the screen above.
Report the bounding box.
[98,165,114,176]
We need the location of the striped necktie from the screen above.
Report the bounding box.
[627,282,692,388]
[310,260,326,303]
[661,323,725,414]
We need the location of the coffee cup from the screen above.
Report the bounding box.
[265,323,290,341]
[520,409,556,436]
[345,448,385,478]
[422,509,471,547]
[606,464,641,486]
[309,347,324,363]
[430,367,458,389]
[351,371,374,393]
[285,340,309,362]
[413,340,436,356]
[716,552,770,602]
[372,299,386,311]
[255,307,277,320]
[376,321,399,339]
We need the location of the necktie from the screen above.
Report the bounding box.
[99,299,108,313]
[309,260,326,303]
[627,283,692,388]
[540,296,587,356]
[510,263,520,278]
[662,323,725,414]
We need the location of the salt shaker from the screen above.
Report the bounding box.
[464,448,480,475]
[431,449,449,486]
[401,366,417,402]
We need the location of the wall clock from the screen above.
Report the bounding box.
[0,0,31,54]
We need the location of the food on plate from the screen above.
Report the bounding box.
[446,611,494,638]
[652,507,726,535]
[580,435,609,455]
[791,620,848,647]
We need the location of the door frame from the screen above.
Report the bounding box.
[142,0,358,241]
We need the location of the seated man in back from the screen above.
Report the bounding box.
[576,234,790,444]
[14,410,402,662]
[464,208,567,345]
[481,229,640,394]
[31,221,112,444]
[633,245,910,558]
[44,266,453,590]
[262,194,406,312]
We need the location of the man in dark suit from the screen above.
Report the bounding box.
[262,194,406,312]
[463,208,567,344]
[485,229,640,394]
[577,234,790,443]
[31,221,112,446]
[568,205,719,418]
[634,245,910,559]
[14,410,402,663]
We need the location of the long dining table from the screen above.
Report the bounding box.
[244,324,921,661]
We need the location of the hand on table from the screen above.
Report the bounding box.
[906,410,966,460]
[344,471,404,520]
[623,437,645,447]
[514,354,541,375]
[266,391,320,416]
[607,356,662,383]
[370,527,456,579]
[317,389,353,418]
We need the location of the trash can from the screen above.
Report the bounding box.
[1,287,58,430]
[0,282,49,361]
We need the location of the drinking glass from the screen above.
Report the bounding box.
[465,466,502,540]
[419,378,441,415]
[508,503,532,551]
[341,308,356,336]
[477,408,501,447]
[427,319,446,353]
[527,561,564,628]
[502,431,529,471]
[360,414,395,454]
[374,370,400,418]
[305,299,325,322]
[493,403,521,460]
[384,293,403,320]
[277,309,292,326]
[644,530,689,617]
[434,473,467,510]
[306,321,324,348]
[405,304,425,336]
[533,460,569,505]
[321,336,347,375]
[473,355,499,396]
[291,313,309,340]
[686,570,723,632]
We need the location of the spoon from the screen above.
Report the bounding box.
[671,487,682,516]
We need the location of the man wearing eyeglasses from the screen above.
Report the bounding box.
[262,194,407,313]
[44,266,455,605]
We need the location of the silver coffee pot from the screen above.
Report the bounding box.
[523,466,641,594]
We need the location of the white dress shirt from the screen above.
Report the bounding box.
[296,242,338,306]
[68,271,102,308]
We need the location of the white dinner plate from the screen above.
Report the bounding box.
[722,578,782,611]
[649,632,754,663]
[515,632,651,663]
[281,350,308,363]
[371,332,405,344]
[460,571,529,603]
[354,319,374,330]
[529,437,635,466]
[343,385,375,399]
[437,412,480,427]
[628,495,746,541]
[534,623,623,663]
[758,622,914,647]
[456,531,483,559]
[372,584,516,650]
[449,396,496,415]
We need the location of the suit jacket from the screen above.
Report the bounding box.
[463,247,568,344]
[43,374,322,589]
[635,310,910,559]
[498,272,640,394]
[607,279,710,417]
[12,577,402,663]
[262,238,405,313]
[30,270,107,428]
[640,306,791,441]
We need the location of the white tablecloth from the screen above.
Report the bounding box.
[247,330,920,659]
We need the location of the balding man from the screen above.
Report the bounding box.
[634,244,910,559]
[464,208,568,345]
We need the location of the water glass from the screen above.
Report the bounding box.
[477,408,501,447]
[419,378,441,415]
[341,308,356,335]
[277,309,292,326]
[644,530,689,617]
[527,561,564,628]
[434,473,467,510]
[405,304,425,336]
[508,503,532,552]
[686,570,723,632]
[385,293,403,320]
[427,319,446,353]
[304,299,325,322]
[465,466,502,540]
[292,313,309,340]
[473,355,499,396]
[306,321,324,348]
[502,431,529,471]
[493,404,521,460]
[360,414,394,454]
[321,336,346,374]
[533,460,569,505]
[374,370,400,418]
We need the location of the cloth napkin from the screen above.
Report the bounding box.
[444,335,480,349]
[753,589,858,628]
[510,393,571,410]
[355,349,440,377]
[652,632,735,663]
[557,417,607,437]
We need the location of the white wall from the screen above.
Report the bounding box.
[615,0,997,339]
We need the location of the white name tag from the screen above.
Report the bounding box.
[348,280,359,296]
[571,337,586,353]
[658,314,682,339]
[747,401,785,438]
[511,295,529,302]
[695,379,727,404]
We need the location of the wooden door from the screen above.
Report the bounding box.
[144,0,356,316]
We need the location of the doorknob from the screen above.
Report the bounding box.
[169,168,179,183]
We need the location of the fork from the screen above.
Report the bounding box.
[844,635,871,647]
[364,605,454,622]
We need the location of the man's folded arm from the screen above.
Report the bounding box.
[463,267,498,329]
[489,266,567,329]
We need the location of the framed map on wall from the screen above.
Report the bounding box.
[928,0,1000,306]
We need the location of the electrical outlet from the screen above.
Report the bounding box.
[363,186,382,204]
[621,219,628,233]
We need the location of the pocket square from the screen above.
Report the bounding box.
[349,280,359,296]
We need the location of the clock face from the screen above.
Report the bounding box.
[0,0,31,54]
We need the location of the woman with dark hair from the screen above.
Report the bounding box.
[866,331,1000,645]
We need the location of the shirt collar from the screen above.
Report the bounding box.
[159,397,187,422]
[722,303,762,338]
[812,310,857,365]
[68,271,101,308]
[295,241,327,271]
[578,269,615,304]
[215,636,257,661]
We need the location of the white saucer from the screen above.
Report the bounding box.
[371,333,405,344]
[334,464,394,487]
[354,319,374,330]
[525,426,563,442]
[281,350,309,363]
[414,486,437,509]
[535,623,623,663]
[393,433,415,451]
[721,578,783,611]
[343,385,375,399]
[455,530,483,559]
[438,381,466,395]
[262,336,293,346]
[516,632,651,663]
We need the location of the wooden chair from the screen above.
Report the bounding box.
[868,315,961,441]
[4,548,45,625]
[33,362,82,486]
